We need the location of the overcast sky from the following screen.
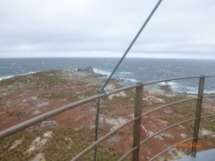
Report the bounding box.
[0,0,215,59]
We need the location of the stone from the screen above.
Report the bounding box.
[31,110,40,115]
[40,121,58,129]
[43,131,52,138]
[180,133,187,139]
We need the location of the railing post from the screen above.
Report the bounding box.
[191,75,205,156]
[132,82,143,161]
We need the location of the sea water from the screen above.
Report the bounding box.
[0,58,215,94]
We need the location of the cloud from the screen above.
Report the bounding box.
[0,0,215,59]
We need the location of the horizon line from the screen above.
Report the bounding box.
[0,57,215,60]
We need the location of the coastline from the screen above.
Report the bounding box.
[1,66,214,95]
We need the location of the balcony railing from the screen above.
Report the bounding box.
[0,75,215,161]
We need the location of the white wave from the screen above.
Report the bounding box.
[204,90,215,94]
[158,81,177,86]
[0,75,14,81]
[186,90,198,94]
[119,77,138,82]
[93,68,111,76]
[157,81,195,93]
[0,71,37,81]
[186,86,198,91]
[120,71,132,75]
[21,71,37,75]
[129,78,138,82]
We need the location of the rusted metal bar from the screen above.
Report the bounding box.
[0,84,140,140]
[71,116,140,161]
[191,75,205,156]
[132,83,143,161]
[150,132,215,161]
[94,98,100,161]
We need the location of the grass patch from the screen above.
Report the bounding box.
[0,70,70,90]
[0,128,126,161]
[160,95,214,132]
[38,85,102,102]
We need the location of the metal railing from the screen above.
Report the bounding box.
[0,75,215,161]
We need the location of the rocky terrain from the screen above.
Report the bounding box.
[0,67,215,161]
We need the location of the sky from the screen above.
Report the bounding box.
[0,0,215,59]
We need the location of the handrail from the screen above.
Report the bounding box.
[72,88,201,160]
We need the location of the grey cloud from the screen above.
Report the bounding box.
[0,0,215,58]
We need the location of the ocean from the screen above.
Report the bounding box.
[0,58,215,94]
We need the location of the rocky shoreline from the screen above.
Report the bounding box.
[0,67,215,161]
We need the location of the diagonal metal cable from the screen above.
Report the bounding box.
[94,0,163,160]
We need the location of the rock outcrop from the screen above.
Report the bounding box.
[76,66,94,73]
